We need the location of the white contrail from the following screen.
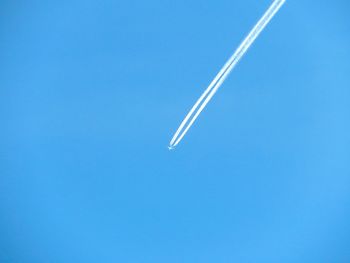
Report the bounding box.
[168,0,286,150]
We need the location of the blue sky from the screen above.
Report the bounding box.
[1,0,350,262]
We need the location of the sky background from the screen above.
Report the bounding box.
[1,0,350,262]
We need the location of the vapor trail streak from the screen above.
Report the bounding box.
[168,0,286,150]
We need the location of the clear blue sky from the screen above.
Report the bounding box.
[1,0,350,262]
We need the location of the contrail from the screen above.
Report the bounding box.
[168,0,286,150]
